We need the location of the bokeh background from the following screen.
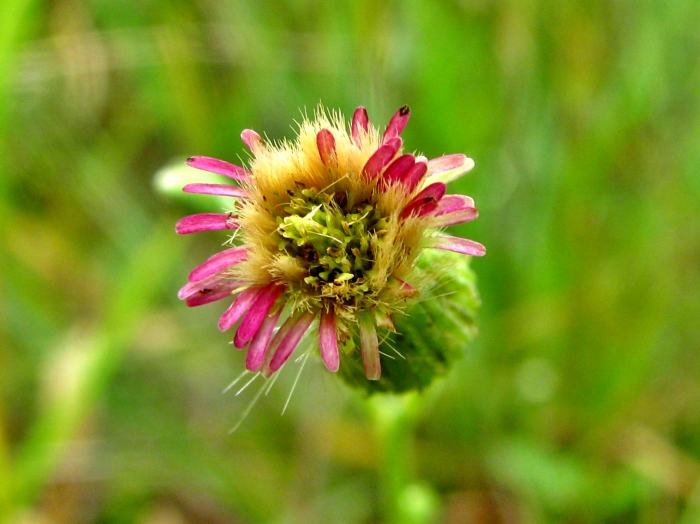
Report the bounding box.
[2,0,700,522]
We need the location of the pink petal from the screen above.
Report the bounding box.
[379,154,415,188]
[178,273,225,300]
[351,106,369,147]
[245,308,282,372]
[188,247,248,283]
[359,313,380,380]
[186,156,251,182]
[267,310,316,374]
[185,280,244,307]
[183,183,248,198]
[400,182,446,218]
[385,137,402,149]
[400,160,428,192]
[175,213,238,234]
[362,138,402,180]
[426,154,475,184]
[432,208,478,227]
[382,105,410,144]
[234,284,284,348]
[435,194,475,212]
[416,201,439,217]
[218,286,262,332]
[260,314,296,374]
[427,154,467,173]
[431,195,479,226]
[241,129,262,150]
[316,129,337,166]
[319,309,340,372]
[431,235,486,256]
[415,182,447,201]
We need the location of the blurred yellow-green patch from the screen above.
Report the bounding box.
[1,0,699,522]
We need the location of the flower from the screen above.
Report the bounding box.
[176,106,485,381]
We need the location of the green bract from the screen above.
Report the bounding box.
[337,249,480,393]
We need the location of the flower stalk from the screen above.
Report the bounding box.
[369,394,439,524]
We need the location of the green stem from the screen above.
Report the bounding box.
[372,395,412,523]
[369,394,439,524]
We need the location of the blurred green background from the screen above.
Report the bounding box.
[2,0,700,522]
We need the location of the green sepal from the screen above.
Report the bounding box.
[337,249,480,394]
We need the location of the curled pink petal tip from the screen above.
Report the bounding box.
[241,129,262,151]
[382,105,410,143]
[316,128,337,166]
[431,195,478,226]
[426,154,475,184]
[351,106,369,147]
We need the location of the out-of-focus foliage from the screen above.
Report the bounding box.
[1,0,699,522]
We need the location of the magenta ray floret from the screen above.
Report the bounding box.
[184,280,245,307]
[382,105,410,143]
[188,247,248,283]
[400,182,446,219]
[316,128,337,166]
[380,154,416,188]
[218,287,261,332]
[175,213,238,234]
[319,309,340,372]
[362,139,402,180]
[431,235,486,256]
[234,284,284,349]
[351,106,369,147]
[186,156,250,182]
[266,311,316,375]
[400,160,428,191]
[183,183,248,199]
[432,195,479,227]
[240,129,262,151]
[246,308,282,372]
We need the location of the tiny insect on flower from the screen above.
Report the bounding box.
[176,106,485,381]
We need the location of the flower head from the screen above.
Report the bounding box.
[177,106,485,382]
